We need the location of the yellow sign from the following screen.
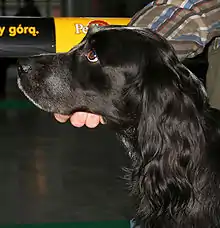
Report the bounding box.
[54,17,131,53]
[0,24,39,37]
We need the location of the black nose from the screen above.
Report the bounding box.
[17,59,32,74]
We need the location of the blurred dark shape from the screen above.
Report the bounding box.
[182,46,209,87]
[16,0,41,17]
[115,2,127,17]
[0,0,41,100]
[1,0,6,16]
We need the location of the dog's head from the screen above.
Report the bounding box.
[17,25,212,222]
[17,25,206,128]
[18,25,144,123]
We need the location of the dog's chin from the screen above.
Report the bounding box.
[17,77,73,115]
[17,77,45,110]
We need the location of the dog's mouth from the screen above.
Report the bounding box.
[17,76,75,115]
[17,73,51,114]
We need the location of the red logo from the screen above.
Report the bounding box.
[88,20,109,27]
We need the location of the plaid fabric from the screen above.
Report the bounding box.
[129,0,220,60]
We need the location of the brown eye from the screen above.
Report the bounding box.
[87,49,98,63]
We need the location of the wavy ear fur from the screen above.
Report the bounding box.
[129,31,209,226]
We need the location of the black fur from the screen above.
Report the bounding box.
[17,25,220,228]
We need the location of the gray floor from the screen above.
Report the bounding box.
[0,67,132,224]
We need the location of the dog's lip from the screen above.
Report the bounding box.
[17,77,41,109]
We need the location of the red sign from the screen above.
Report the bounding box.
[88,20,109,27]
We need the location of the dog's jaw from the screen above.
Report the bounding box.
[17,77,46,111]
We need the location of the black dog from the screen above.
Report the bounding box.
[17,25,220,228]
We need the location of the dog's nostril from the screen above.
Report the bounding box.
[18,64,32,73]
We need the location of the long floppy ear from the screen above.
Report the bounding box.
[130,35,209,224]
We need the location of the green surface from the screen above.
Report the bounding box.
[1,221,130,228]
[0,100,131,228]
[0,100,34,109]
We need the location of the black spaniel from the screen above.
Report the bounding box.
[17,25,220,228]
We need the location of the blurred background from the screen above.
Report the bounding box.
[0,0,148,17]
[0,0,152,227]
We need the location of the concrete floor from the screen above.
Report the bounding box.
[0,68,132,225]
